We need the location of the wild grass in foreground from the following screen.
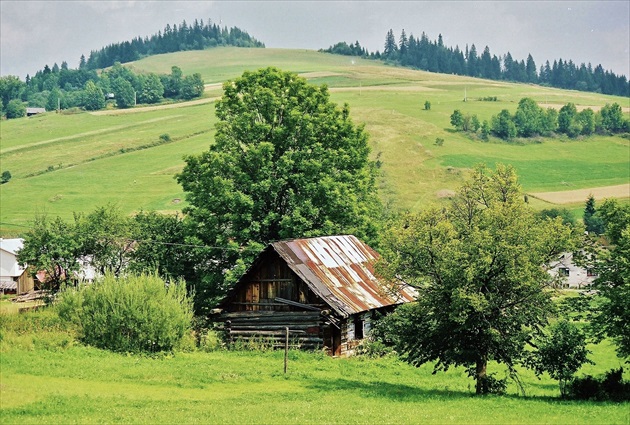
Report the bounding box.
[1,307,628,424]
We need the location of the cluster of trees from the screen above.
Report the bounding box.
[16,68,629,395]
[81,19,264,71]
[0,17,260,117]
[0,64,204,117]
[373,166,629,395]
[322,29,629,97]
[17,206,220,314]
[374,164,579,394]
[450,98,628,140]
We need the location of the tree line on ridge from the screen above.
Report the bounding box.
[322,29,629,97]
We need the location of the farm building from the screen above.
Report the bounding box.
[25,107,46,116]
[547,252,597,288]
[0,238,34,295]
[217,235,416,356]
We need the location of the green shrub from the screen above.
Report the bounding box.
[5,99,26,119]
[474,373,507,395]
[568,368,630,401]
[56,273,193,353]
[355,338,395,358]
[1,170,11,184]
[525,320,593,398]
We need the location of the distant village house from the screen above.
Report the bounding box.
[0,238,35,295]
[548,252,597,289]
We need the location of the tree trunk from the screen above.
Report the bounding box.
[475,358,488,395]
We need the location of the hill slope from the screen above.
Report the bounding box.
[1,48,628,234]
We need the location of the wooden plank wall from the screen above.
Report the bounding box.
[233,252,322,312]
[223,311,324,350]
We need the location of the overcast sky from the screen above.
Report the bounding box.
[2,1,629,79]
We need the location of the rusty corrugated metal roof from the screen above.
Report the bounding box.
[271,235,416,317]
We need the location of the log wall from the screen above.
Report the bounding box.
[223,311,325,351]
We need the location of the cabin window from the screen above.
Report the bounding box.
[346,323,355,341]
[363,318,371,335]
[354,318,364,340]
[559,267,570,277]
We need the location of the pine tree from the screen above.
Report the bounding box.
[526,54,537,83]
[399,29,408,57]
[584,195,604,234]
[384,29,398,59]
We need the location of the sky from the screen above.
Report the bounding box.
[1,1,629,79]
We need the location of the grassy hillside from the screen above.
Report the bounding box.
[1,48,628,234]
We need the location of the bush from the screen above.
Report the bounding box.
[355,338,395,358]
[525,320,592,397]
[1,171,11,184]
[475,373,507,395]
[568,368,630,401]
[5,99,26,119]
[56,273,193,353]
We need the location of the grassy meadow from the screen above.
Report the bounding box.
[1,304,628,424]
[1,47,629,234]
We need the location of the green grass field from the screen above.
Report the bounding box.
[1,47,628,234]
[1,305,628,424]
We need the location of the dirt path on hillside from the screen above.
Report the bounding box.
[1,116,180,154]
[530,184,630,204]
[90,96,219,115]
[89,83,223,116]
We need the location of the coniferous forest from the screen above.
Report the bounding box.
[322,29,629,97]
[82,19,264,70]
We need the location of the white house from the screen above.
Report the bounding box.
[548,252,597,289]
[0,238,34,294]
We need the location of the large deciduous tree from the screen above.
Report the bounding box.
[514,97,544,137]
[177,67,381,302]
[74,205,134,277]
[82,81,105,111]
[491,109,517,140]
[589,199,630,359]
[377,164,576,394]
[138,73,164,104]
[179,73,204,100]
[112,77,135,109]
[17,215,81,291]
[5,99,26,119]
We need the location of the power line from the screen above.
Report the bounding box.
[131,238,263,252]
[1,221,267,252]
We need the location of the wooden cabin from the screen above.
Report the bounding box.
[218,235,416,356]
